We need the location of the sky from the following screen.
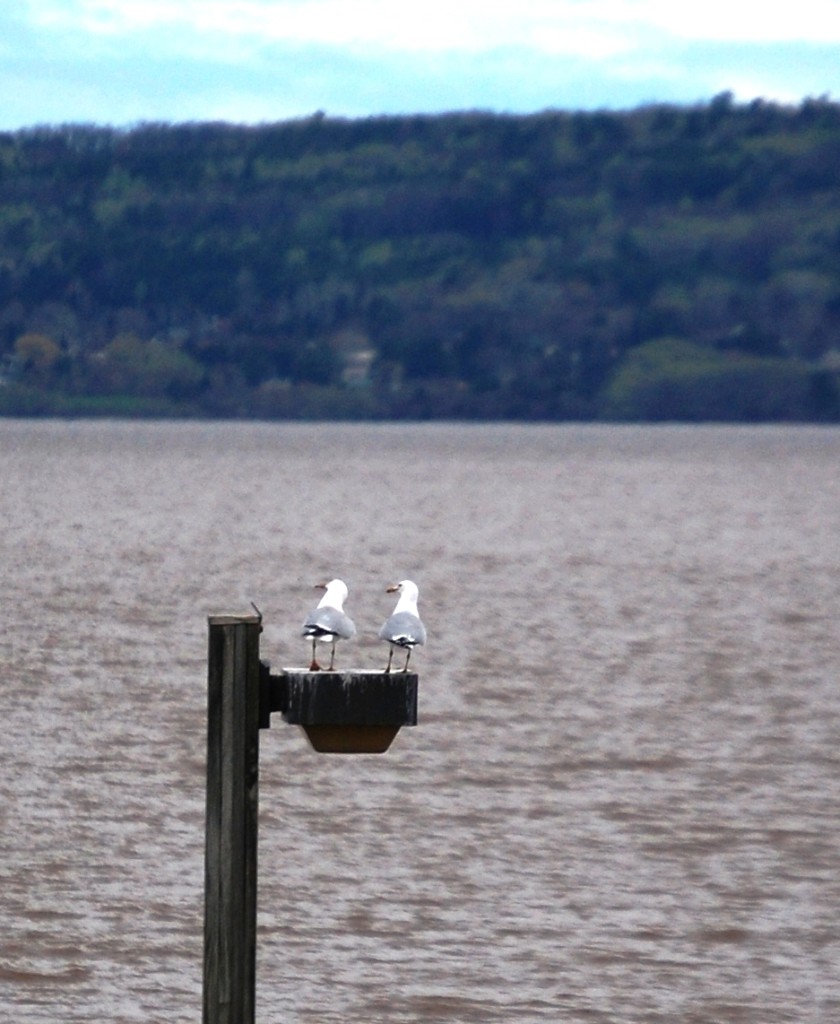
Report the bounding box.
[2,0,840,130]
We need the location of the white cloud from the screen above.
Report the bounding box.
[618,0,840,44]
[25,0,840,54]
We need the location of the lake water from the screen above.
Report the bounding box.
[1,419,839,1023]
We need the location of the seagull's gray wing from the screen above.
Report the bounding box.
[302,607,356,640]
[379,611,426,648]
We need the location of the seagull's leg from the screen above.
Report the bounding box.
[328,641,336,671]
[310,638,321,672]
[385,645,393,673]
[403,647,411,672]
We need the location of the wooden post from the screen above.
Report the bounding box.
[202,615,418,1022]
[203,615,262,1024]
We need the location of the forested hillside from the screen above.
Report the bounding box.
[2,94,840,420]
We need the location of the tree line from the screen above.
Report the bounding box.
[1,93,840,420]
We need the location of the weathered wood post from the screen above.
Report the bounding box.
[203,614,262,1024]
[202,612,418,1023]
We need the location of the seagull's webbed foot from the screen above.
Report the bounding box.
[309,660,321,672]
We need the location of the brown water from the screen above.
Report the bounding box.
[1,420,839,1023]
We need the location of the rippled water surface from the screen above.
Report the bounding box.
[2,420,840,1023]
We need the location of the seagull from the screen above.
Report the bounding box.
[379,580,426,673]
[301,578,356,672]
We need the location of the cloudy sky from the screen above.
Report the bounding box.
[3,0,839,129]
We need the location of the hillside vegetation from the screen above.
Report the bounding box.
[2,94,840,420]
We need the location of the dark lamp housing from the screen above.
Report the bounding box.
[261,667,419,754]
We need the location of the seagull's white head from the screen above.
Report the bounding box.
[316,578,349,610]
[387,579,420,611]
[387,579,418,598]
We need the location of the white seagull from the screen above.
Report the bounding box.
[301,578,356,672]
[379,580,426,673]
